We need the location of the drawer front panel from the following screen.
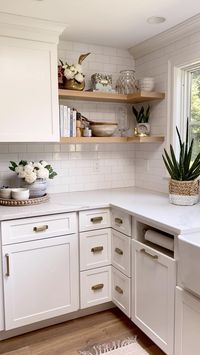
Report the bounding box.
[111,230,131,277]
[80,266,111,308]
[112,266,131,317]
[79,209,110,232]
[111,209,131,236]
[80,229,111,271]
[1,213,77,245]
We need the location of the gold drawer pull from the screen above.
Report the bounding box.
[5,254,10,277]
[115,217,123,225]
[115,247,123,255]
[91,283,104,291]
[90,216,103,224]
[115,285,123,294]
[91,246,104,253]
[33,225,48,233]
[140,248,158,260]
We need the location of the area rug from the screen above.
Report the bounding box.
[78,336,149,354]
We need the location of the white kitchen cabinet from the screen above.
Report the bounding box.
[2,234,79,330]
[0,13,65,142]
[79,209,111,232]
[0,245,4,331]
[111,229,131,277]
[132,239,176,355]
[112,266,131,317]
[175,286,200,355]
[111,208,131,236]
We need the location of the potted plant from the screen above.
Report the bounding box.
[132,105,150,136]
[162,120,200,205]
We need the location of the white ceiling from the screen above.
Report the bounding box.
[0,0,200,48]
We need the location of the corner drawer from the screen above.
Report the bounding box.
[112,266,131,317]
[80,229,111,271]
[79,209,110,232]
[80,266,111,309]
[111,230,131,277]
[1,213,77,245]
[111,209,131,236]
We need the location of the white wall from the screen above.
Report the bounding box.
[134,30,200,193]
[0,41,136,193]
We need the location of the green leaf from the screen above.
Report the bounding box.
[19,160,27,166]
[170,144,180,178]
[10,161,18,168]
[132,106,138,119]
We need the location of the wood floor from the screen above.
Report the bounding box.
[0,309,165,355]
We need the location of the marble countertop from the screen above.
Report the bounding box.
[0,187,200,235]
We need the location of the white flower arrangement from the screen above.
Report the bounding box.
[9,160,57,184]
[62,62,84,83]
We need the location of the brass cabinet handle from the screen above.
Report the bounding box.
[115,217,123,225]
[91,246,104,253]
[115,247,123,255]
[91,283,104,291]
[5,254,10,277]
[140,248,158,260]
[90,216,103,224]
[33,225,48,232]
[115,285,123,294]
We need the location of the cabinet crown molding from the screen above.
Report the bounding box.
[129,13,200,59]
[0,12,67,43]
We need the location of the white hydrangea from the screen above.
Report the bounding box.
[33,162,42,169]
[15,165,24,174]
[64,68,74,80]
[40,160,48,167]
[24,164,34,174]
[24,171,37,184]
[18,170,26,179]
[37,167,49,180]
[75,73,84,83]
[75,64,83,73]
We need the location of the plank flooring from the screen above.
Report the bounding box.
[0,309,165,355]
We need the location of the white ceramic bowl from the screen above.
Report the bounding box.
[11,188,30,201]
[0,188,12,199]
[91,124,118,137]
[139,77,155,91]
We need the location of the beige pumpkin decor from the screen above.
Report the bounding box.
[162,119,200,206]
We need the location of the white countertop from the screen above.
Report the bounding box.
[0,187,200,235]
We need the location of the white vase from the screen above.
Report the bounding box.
[20,178,48,198]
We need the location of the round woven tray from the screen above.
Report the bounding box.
[0,194,49,206]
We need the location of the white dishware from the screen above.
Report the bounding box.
[0,188,12,199]
[11,188,30,200]
[91,123,118,137]
[139,77,155,91]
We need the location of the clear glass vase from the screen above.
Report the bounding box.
[116,70,136,94]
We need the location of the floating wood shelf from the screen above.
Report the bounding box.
[59,89,165,103]
[60,136,165,144]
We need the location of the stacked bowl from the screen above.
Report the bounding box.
[139,77,155,92]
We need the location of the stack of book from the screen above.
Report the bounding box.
[59,105,77,137]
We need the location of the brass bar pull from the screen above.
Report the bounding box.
[115,217,123,225]
[33,225,48,232]
[90,216,103,224]
[140,248,158,260]
[91,283,104,291]
[5,254,10,277]
[91,246,104,253]
[115,285,123,294]
[115,247,123,255]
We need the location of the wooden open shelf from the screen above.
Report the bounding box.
[59,89,165,103]
[60,136,165,144]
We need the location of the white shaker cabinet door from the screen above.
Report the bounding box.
[0,37,59,142]
[132,240,176,355]
[2,234,79,330]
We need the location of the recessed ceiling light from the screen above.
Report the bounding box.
[147,16,166,24]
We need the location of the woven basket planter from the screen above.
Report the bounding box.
[169,179,199,206]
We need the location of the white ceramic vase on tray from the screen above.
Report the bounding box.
[20,178,47,198]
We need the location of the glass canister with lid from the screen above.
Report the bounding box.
[116,70,137,94]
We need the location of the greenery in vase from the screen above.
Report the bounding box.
[132,105,150,123]
[9,160,57,184]
[162,120,200,181]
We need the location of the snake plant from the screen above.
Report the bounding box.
[162,120,200,180]
[132,105,150,123]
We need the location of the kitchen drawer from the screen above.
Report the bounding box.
[111,209,131,236]
[79,209,110,232]
[80,266,111,308]
[111,230,131,277]
[80,229,111,271]
[1,213,77,245]
[112,266,131,317]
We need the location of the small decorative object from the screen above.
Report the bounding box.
[61,52,90,91]
[91,73,112,92]
[11,188,30,201]
[116,70,136,94]
[90,122,118,137]
[139,77,155,91]
[0,187,12,199]
[132,105,150,136]
[9,160,57,198]
[162,119,200,205]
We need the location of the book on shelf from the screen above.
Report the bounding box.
[59,104,77,137]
